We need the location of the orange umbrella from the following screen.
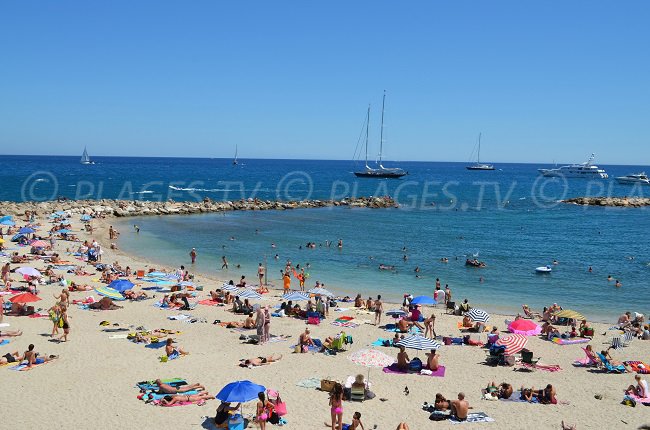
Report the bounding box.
[8,292,41,303]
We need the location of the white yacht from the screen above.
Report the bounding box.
[615,172,650,185]
[538,154,608,179]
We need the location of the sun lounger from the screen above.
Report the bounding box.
[595,352,627,373]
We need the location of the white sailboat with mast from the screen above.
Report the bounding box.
[80,147,94,165]
[232,145,238,165]
[354,91,407,178]
[466,133,494,170]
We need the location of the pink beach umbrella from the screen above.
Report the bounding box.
[495,334,528,356]
[508,319,541,336]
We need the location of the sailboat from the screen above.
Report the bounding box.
[80,147,94,165]
[232,145,238,165]
[354,91,407,178]
[465,133,494,170]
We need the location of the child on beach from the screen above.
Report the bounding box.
[341,412,364,430]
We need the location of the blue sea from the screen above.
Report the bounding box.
[2,155,649,320]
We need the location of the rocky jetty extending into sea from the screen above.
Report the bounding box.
[0,196,397,218]
[562,196,650,207]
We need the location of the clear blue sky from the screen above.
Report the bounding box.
[1,1,649,164]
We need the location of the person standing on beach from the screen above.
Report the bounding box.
[57,306,70,342]
[258,263,265,286]
[190,248,197,264]
[256,307,265,343]
[374,295,383,326]
[444,285,452,304]
[283,271,291,294]
[1,262,9,284]
[221,256,228,270]
[263,306,271,343]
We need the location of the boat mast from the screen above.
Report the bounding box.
[365,105,370,169]
[477,133,481,164]
[378,90,386,168]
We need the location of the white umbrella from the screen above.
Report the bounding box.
[308,287,334,297]
[16,267,42,277]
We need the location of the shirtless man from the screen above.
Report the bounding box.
[374,295,383,326]
[239,354,283,367]
[426,349,440,371]
[0,329,23,337]
[0,351,23,364]
[450,392,469,421]
[22,344,57,369]
[396,345,410,371]
[155,379,205,394]
[299,328,315,352]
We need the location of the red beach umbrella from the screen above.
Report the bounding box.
[8,292,42,304]
[495,334,528,355]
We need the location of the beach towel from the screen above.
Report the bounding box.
[331,321,359,328]
[167,314,192,320]
[383,364,446,377]
[0,323,10,327]
[552,337,590,345]
[109,334,129,339]
[10,360,49,371]
[290,344,321,353]
[137,378,186,390]
[0,339,9,346]
[626,393,650,406]
[145,341,167,349]
[295,377,321,389]
[198,299,221,306]
[449,412,495,424]
[371,338,394,347]
[140,389,199,401]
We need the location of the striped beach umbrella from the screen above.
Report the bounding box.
[396,335,442,351]
[495,334,528,355]
[235,289,262,300]
[554,309,585,321]
[222,283,239,292]
[308,287,334,297]
[467,308,490,323]
[95,286,125,301]
[282,292,310,301]
[30,240,50,248]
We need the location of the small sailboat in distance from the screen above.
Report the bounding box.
[232,145,238,165]
[466,133,494,170]
[354,91,407,178]
[80,147,94,165]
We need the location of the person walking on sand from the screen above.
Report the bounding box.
[256,307,265,343]
[221,255,228,270]
[258,263,265,286]
[48,304,61,337]
[57,305,70,342]
[190,248,197,264]
[263,306,271,343]
[374,295,383,326]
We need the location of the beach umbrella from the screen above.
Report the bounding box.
[57,229,71,234]
[19,227,35,234]
[16,267,42,277]
[222,283,240,292]
[508,319,542,336]
[495,334,528,356]
[216,380,266,403]
[30,240,50,248]
[348,348,396,383]
[8,292,41,303]
[11,233,26,242]
[282,292,310,301]
[467,308,490,323]
[108,279,135,293]
[308,287,334,297]
[410,296,437,306]
[554,309,585,320]
[0,219,15,226]
[396,334,442,351]
[0,215,12,223]
[95,286,125,301]
[0,238,4,244]
[386,309,408,317]
[80,215,92,221]
[236,289,262,300]
[177,281,194,287]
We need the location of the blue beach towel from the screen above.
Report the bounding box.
[0,339,10,346]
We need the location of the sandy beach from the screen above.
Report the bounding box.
[1,209,649,430]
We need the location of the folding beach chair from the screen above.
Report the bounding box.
[609,336,623,350]
[350,385,365,402]
[595,352,627,373]
[621,330,635,347]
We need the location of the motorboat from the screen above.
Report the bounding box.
[615,172,649,185]
[535,266,552,273]
[538,154,608,178]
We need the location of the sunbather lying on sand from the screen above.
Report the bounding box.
[159,392,213,406]
[153,379,205,394]
[165,338,188,358]
[88,297,123,310]
[239,354,283,367]
[0,329,23,337]
[223,313,256,329]
[21,344,57,369]
[123,290,148,300]
[68,282,93,291]
[485,381,513,399]
[1,351,23,364]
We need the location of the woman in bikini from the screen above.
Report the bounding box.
[329,383,344,430]
[57,306,70,342]
[256,391,273,430]
[159,391,212,406]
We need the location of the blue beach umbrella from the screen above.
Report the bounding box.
[80,215,92,221]
[57,229,71,234]
[0,216,15,226]
[410,296,437,306]
[95,286,125,301]
[216,380,266,403]
[282,292,310,301]
[108,279,135,293]
[19,227,35,234]
[386,309,408,317]
[0,216,12,222]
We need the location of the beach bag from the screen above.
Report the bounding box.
[274,393,287,416]
[320,379,336,392]
[409,357,423,372]
[268,412,280,424]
